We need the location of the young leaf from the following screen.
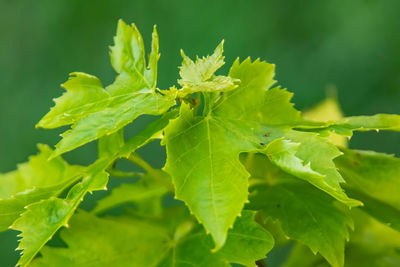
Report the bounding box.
[37,20,175,157]
[0,145,82,231]
[177,41,239,96]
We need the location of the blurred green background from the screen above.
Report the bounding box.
[1,0,400,265]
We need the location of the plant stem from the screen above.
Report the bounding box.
[108,169,144,178]
[128,153,174,192]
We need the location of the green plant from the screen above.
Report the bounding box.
[1,19,400,267]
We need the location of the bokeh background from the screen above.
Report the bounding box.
[1,0,400,265]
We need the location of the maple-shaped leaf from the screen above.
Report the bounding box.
[31,209,273,266]
[0,145,82,231]
[246,154,353,267]
[216,59,359,206]
[335,148,400,231]
[37,20,175,157]
[164,55,358,248]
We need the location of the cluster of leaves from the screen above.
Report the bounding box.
[1,19,400,267]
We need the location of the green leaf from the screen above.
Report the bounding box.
[52,88,174,157]
[282,211,400,267]
[110,20,159,88]
[281,131,361,207]
[346,190,400,232]
[343,210,400,267]
[244,153,353,267]
[11,198,73,267]
[98,129,124,159]
[263,138,324,182]
[176,41,239,96]
[0,145,82,231]
[11,160,110,267]
[335,148,400,230]
[213,58,277,122]
[11,111,177,266]
[282,243,329,267]
[109,20,159,92]
[31,211,171,267]
[217,211,274,266]
[331,114,400,134]
[299,114,400,137]
[36,72,108,128]
[119,109,178,158]
[37,20,175,157]
[161,210,273,266]
[164,103,258,248]
[220,61,358,207]
[32,209,273,266]
[165,57,357,248]
[249,181,353,267]
[93,174,168,215]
